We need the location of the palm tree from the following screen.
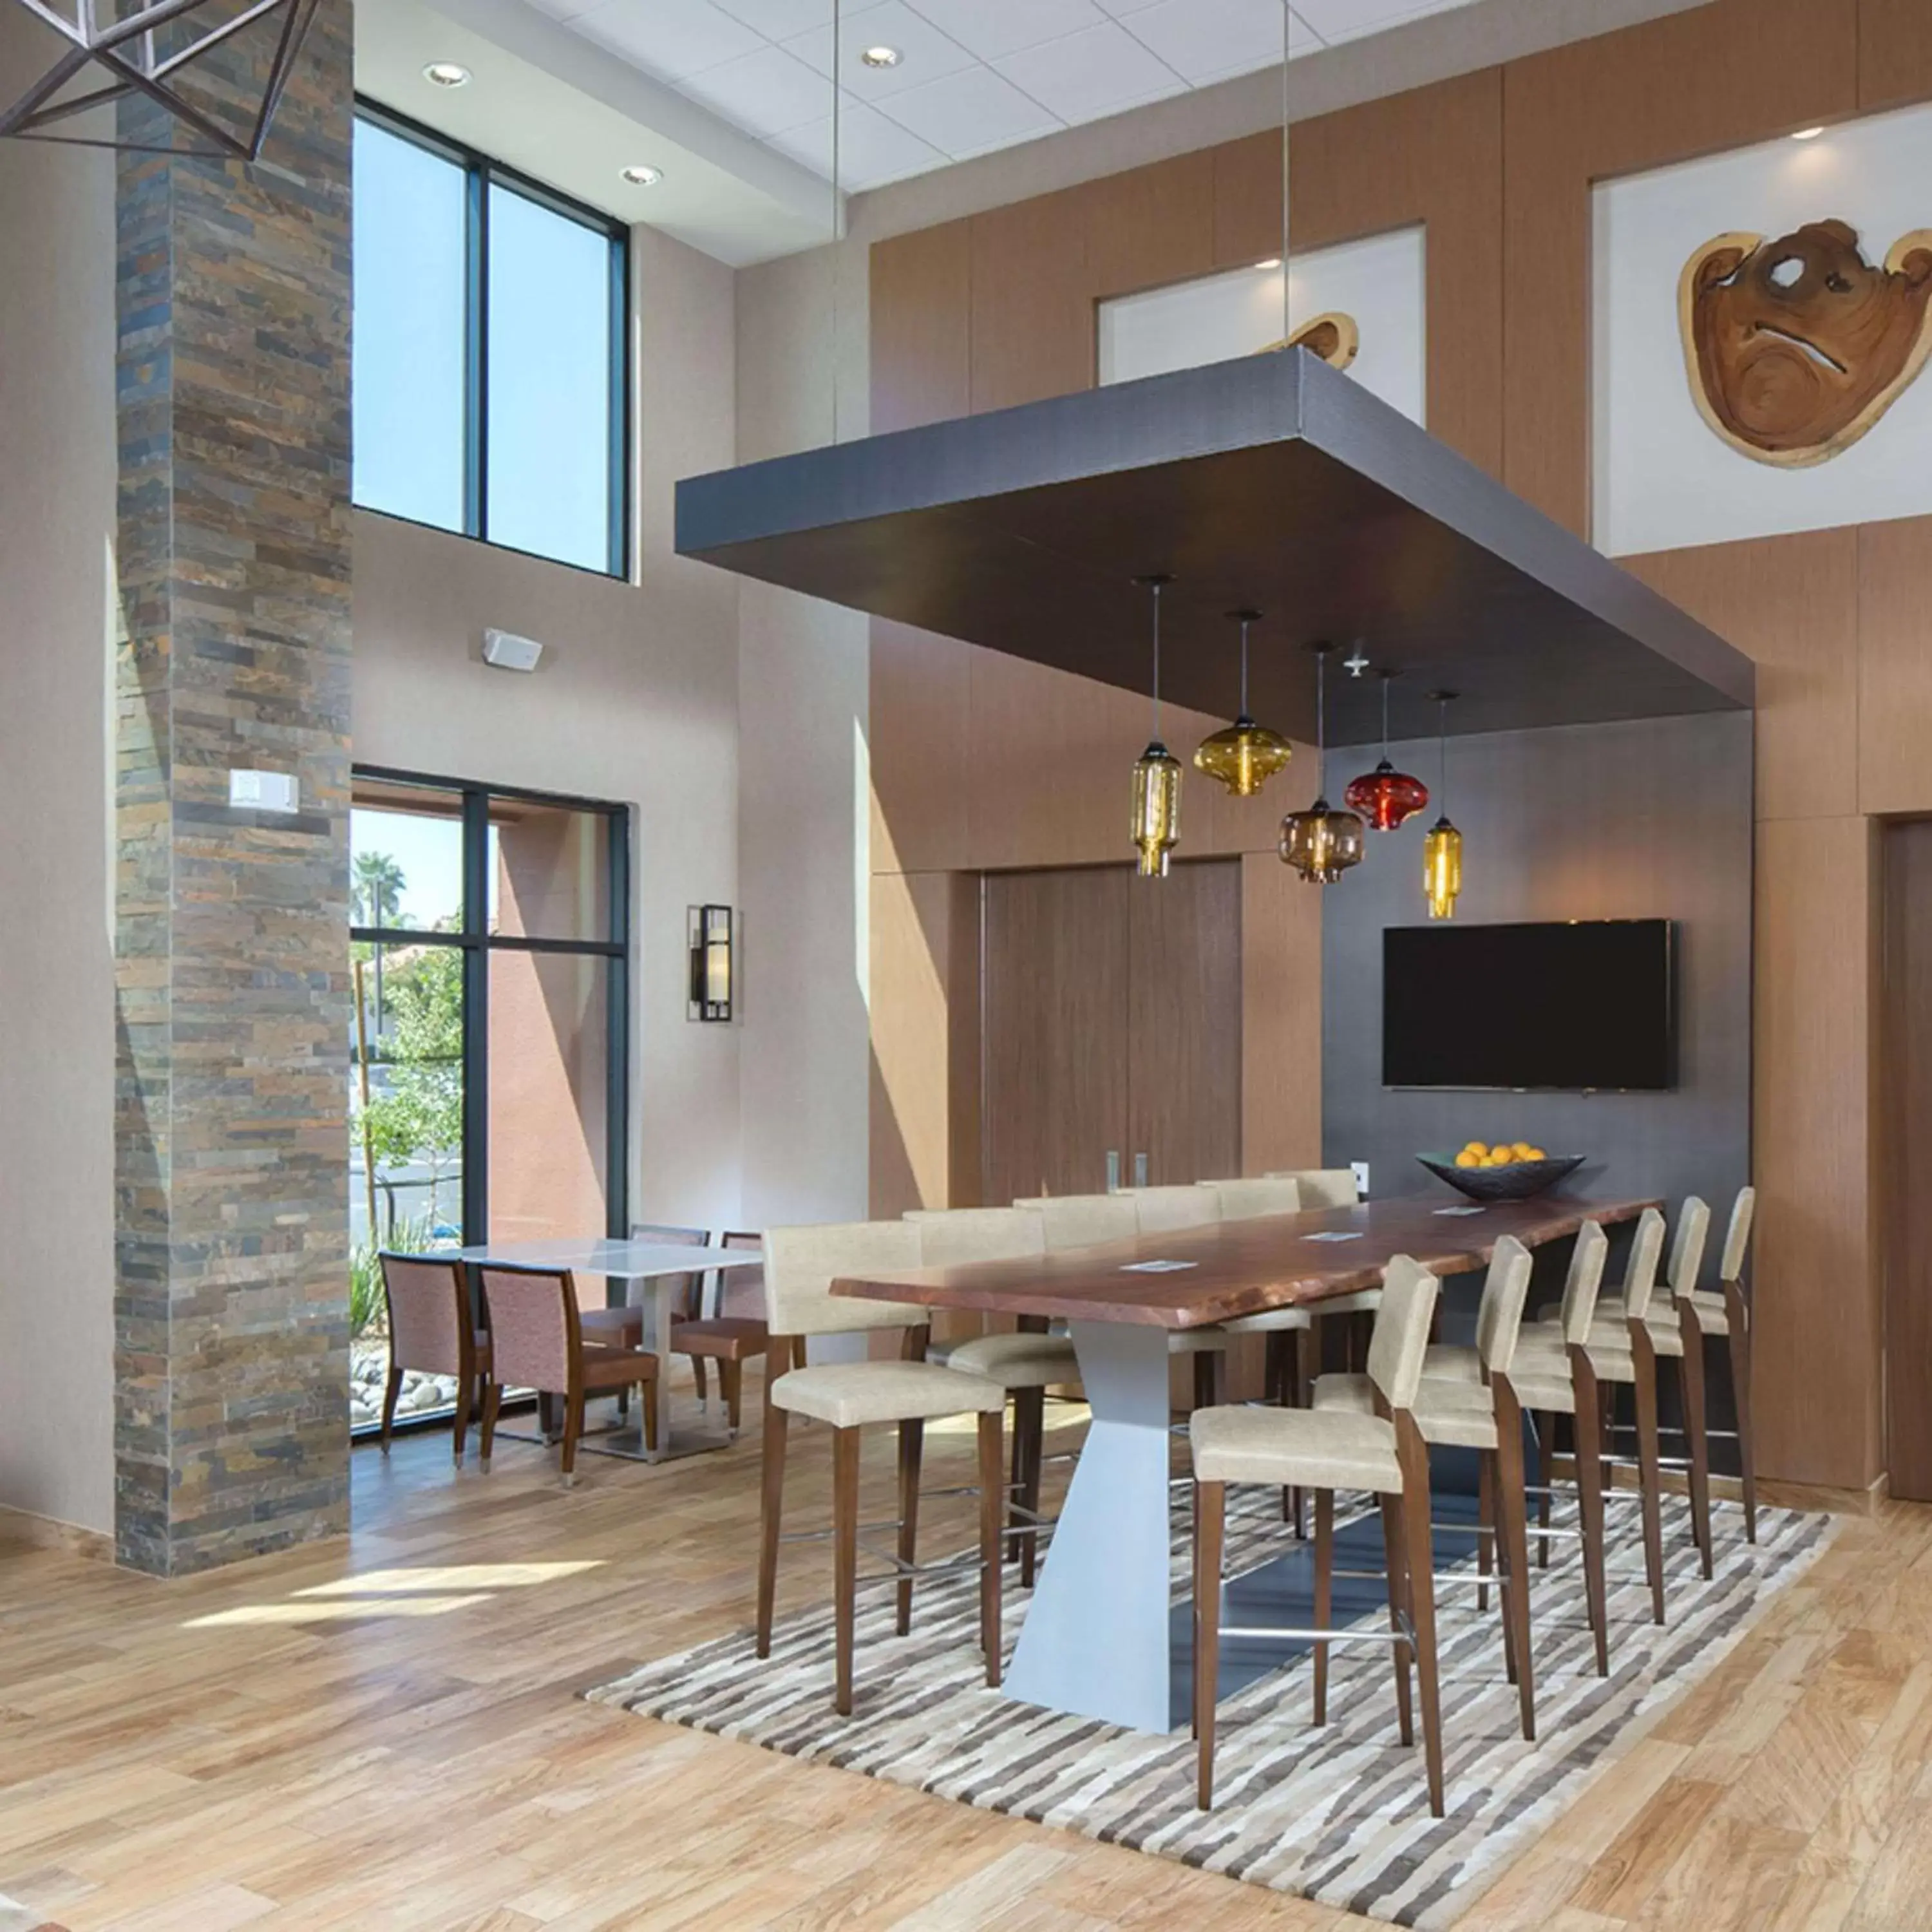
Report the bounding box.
[352,850,407,1036]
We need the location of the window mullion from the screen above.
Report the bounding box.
[466,159,488,543]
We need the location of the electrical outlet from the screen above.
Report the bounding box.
[229,769,299,814]
[1352,1160,1371,1197]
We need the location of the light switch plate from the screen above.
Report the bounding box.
[1351,1159,1370,1197]
[229,769,299,814]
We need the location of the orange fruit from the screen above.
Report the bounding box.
[1454,1151,1480,1170]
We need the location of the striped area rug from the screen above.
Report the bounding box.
[589,1490,1831,1928]
[0,1899,65,1932]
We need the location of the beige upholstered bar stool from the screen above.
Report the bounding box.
[1014,1191,1235,1412]
[1126,1186,1236,1407]
[1204,1177,1314,1406]
[1314,1235,1539,1740]
[755,1221,1007,1716]
[1191,1257,1448,1816]
[1434,1222,1613,1671]
[1519,1208,1672,1623]
[1268,1167,1381,1366]
[907,1207,1080,1587]
[1669,1187,1758,1542]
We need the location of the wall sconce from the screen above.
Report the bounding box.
[688,904,734,1022]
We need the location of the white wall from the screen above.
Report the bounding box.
[1097,226,1427,425]
[0,6,117,1535]
[1595,101,1932,555]
[734,238,873,1231]
[354,223,744,1233]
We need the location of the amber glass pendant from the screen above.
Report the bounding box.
[1344,670,1428,829]
[1281,798,1367,883]
[1132,741,1182,877]
[1195,611,1291,797]
[1424,817,1463,918]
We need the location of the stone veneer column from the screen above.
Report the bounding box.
[114,1,354,1573]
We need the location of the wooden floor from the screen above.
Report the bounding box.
[3,1370,1931,1932]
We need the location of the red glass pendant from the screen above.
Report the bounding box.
[1345,759,1430,830]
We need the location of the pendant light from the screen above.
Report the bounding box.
[1423,690,1463,919]
[1131,575,1181,878]
[1345,670,1430,829]
[1195,609,1293,797]
[1279,643,1366,883]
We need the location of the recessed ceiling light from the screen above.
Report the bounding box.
[423,61,471,88]
[1255,257,1282,270]
[860,44,902,68]
[620,164,664,187]
[1790,125,1825,140]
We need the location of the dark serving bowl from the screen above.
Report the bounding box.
[1416,1153,1587,1202]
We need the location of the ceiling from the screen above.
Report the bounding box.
[520,0,1488,191]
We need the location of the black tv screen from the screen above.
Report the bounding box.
[1382,920,1674,1091]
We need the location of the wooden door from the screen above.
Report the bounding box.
[980,860,1242,1204]
[981,867,1132,1204]
[1884,822,1932,1500]
[1128,860,1243,1187]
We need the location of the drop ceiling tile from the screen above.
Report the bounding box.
[571,0,764,82]
[992,21,1186,123]
[1294,0,1471,39]
[712,0,833,37]
[768,100,948,187]
[873,62,1061,157]
[677,42,833,134]
[782,0,977,99]
[905,0,1110,62]
[1119,0,1308,82]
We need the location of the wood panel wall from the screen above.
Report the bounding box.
[865,0,1932,1492]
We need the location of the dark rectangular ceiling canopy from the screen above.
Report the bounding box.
[676,349,1753,747]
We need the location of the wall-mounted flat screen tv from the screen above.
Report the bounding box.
[1383,920,1675,1091]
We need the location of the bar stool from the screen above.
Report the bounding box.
[908,1206,1081,1588]
[1520,1209,1671,1623]
[1191,1256,1446,1817]
[1314,1234,1539,1740]
[1267,1167,1381,1367]
[755,1220,1007,1716]
[1673,1187,1758,1542]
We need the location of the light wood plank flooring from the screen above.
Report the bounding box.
[2,1371,1929,1931]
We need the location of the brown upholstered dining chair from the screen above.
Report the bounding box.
[377,1253,490,1466]
[659,1226,781,1435]
[478,1264,660,1480]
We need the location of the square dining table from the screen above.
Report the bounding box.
[451,1236,765,1462]
[831,1193,1657,1733]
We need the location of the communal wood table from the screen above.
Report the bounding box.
[833,1193,1658,1733]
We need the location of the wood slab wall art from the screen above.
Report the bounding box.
[1258,309,1360,370]
[1680,218,1932,464]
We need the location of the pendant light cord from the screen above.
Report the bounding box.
[1315,647,1327,795]
[1239,616,1251,717]
[830,0,842,442]
[1151,582,1164,741]
[1280,1,1291,340]
[1380,672,1391,759]
[1437,695,1450,812]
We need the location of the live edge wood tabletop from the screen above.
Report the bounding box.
[832,1195,1660,1330]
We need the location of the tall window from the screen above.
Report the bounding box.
[352,105,629,576]
[348,773,630,1427]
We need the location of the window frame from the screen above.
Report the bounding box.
[352,99,632,580]
[351,764,633,1247]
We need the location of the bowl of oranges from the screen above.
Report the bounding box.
[1416,1141,1585,1202]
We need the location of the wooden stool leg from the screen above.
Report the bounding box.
[1631,1337,1667,1626]
[896,1417,924,1636]
[1192,1350,1218,1412]
[1495,1388,1537,1743]
[1378,1484,1414,1747]
[381,1363,402,1454]
[691,1356,708,1410]
[723,1359,744,1436]
[1535,1410,1555,1569]
[756,1397,788,1658]
[1678,1327,1714,1578]
[641,1376,659,1454]
[978,1410,1004,1687]
[1016,1388,1045,1589]
[1477,1447,1496,1615]
[1193,1479,1224,1808]
[1312,1485,1334,1724]
[1726,1286,1756,1542]
[451,1377,469,1468]
[1397,1423,1446,1819]
[479,1379,500,1470]
[833,1426,861,1716]
[561,1391,582,1483]
[1571,1360,1611,1677]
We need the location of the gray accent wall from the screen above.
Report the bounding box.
[1321,710,1752,1253]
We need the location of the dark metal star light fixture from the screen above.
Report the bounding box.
[0,0,323,158]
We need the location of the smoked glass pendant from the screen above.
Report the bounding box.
[1281,798,1367,882]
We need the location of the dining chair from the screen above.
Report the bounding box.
[1128,1186,1238,1408]
[756,1221,1007,1716]
[717,1229,807,1375]
[1191,1255,1447,1815]
[1268,1169,1379,1368]
[477,1264,660,1481]
[627,1222,775,1437]
[1265,1168,1361,1210]
[1673,1187,1757,1542]
[1314,1234,1540,1740]
[911,1207,1079,1588]
[1519,1208,1671,1624]
[377,1253,490,1466]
